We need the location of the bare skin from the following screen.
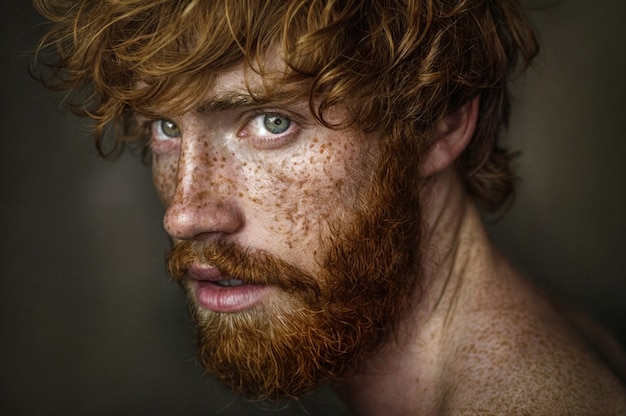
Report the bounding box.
[337,166,626,415]
[150,64,626,414]
[335,102,626,415]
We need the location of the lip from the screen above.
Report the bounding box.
[187,265,270,313]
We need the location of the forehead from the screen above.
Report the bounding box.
[136,55,309,117]
[210,61,305,104]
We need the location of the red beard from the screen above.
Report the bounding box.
[167,137,424,400]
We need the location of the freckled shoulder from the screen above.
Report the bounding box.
[439,267,626,415]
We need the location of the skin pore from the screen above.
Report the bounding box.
[146,61,626,414]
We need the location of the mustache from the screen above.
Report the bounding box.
[167,240,322,302]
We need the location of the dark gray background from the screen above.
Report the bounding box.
[1,1,624,415]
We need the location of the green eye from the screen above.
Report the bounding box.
[263,115,291,134]
[159,119,181,138]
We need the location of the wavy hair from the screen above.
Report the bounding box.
[34,0,538,210]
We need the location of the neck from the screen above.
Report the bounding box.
[334,167,498,415]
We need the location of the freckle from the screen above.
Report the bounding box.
[238,192,244,198]
[212,157,218,162]
[312,137,319,143]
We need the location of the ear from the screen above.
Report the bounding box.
[420,96,479,177]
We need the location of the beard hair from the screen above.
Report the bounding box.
[167,132,425,400]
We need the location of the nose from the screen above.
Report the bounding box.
[163,138,244,241]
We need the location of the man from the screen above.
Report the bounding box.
[34,0,625,414]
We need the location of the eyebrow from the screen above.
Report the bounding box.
[193,90,307,115]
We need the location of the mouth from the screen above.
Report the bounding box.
[189,266,246,286]
[186,265,269,313]
[213,278,244,287]
[187,264,240,283]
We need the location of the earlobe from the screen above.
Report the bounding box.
[420,97,479,177]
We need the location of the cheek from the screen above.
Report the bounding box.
[152,154,178,205]
[248,134,370,245]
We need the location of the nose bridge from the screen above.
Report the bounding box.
[164,132,242,240]
[174,137,212,202]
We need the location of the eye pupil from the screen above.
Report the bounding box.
[264,115,290,134]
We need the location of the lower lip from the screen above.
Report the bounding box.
[192,281,270,313]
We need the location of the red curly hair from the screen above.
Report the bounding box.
[34,0,539,210]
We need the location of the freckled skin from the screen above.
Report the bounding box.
[151,69,374,276]
[336,169,626,415]
[150,65,626,415]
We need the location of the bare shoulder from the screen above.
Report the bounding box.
[440,267,626,415]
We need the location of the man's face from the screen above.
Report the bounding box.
[149,63,424,399]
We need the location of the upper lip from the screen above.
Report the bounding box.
[187,265,225,282]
